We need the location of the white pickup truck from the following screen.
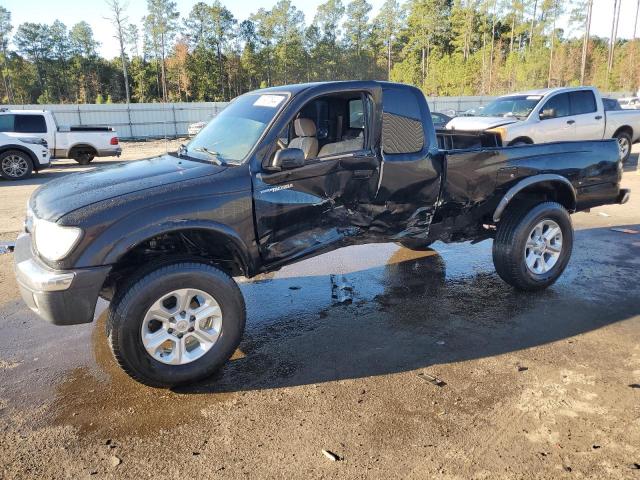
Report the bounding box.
[0,109,121,166]
[446,86,640,162]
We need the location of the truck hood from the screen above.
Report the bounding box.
[31,155,226,221]
[446,116,519,131]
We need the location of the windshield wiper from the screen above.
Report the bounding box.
[192,146,226,166]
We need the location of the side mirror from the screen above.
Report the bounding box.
[539,108,556,120]
[266,148,305,171]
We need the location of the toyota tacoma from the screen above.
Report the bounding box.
[14,81,630,387]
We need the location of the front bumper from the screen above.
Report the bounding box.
[13,233,110,326]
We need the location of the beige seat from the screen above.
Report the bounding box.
[318,131,364,157]
[289,118,318,159]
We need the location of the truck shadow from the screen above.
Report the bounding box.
[172,223,640,395]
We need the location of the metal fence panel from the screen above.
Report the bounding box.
[4,92,626,139]
[3,102,228,139]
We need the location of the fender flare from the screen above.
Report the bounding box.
[102,219,255,276]
[68,143,98,155]
[493,174,576,222]
[0,144,39,165]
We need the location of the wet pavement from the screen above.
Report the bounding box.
[0,151,639,479]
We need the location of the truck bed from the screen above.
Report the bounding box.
[431,138,622,242]
[436,129,501,150]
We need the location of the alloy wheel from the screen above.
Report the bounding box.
[524,219,563,275]
[141,288,223,365]
[1,154,28,178]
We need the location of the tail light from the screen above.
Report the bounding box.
[110,137,119,145]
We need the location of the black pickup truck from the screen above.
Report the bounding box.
[14,81,629,387]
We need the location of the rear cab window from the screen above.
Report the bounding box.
[381,87,426,154]
[348,99,364,129]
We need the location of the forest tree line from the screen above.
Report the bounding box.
[0,0,638,105]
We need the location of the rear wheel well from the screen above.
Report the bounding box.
[0,146,37,165]
[612,125,633,140]
[69,144,97,158]
[103,229,248,300]
[500,181,576,219]
[508,137,533,146]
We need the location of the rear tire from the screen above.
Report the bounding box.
[614,131,632,164]
[0,149,33,180]
[492,202,573,291]
[107,261,246,388]
[74,152,95,165]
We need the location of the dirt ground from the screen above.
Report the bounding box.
[0,143,639,479]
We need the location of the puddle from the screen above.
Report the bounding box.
[48,312,232,437]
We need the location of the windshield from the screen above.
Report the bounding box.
[185,92,288,164]
[477,95,542,119]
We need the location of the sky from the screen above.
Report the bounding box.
[3,0,640,59]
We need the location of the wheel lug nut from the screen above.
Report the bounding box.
[188,327,194,332]
[180,311,186,316]
[177,333,183,338]
[168,328,174,334]
[190,315,195,321]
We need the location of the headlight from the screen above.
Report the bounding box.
[18,136,48,147]
[33,218,82,261]
[486,127,508,144]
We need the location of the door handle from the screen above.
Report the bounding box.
[566,120,575,125]
[595,115,603,120]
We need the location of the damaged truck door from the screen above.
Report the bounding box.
[254,85,382,264]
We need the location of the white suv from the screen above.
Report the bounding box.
[0,132,51,180]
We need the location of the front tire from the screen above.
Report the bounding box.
[107,261,246,388]
[0,150,33,180]
[492,202,573,291]
[614,131,632,164]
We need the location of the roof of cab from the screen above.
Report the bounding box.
[247,80,411,97]
[501,86,598,98]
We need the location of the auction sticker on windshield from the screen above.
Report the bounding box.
[253,95,286,108]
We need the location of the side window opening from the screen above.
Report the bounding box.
[569,91,597,115]
[15,114,46,133]
[541,93,570,119]
[0,114,15,132]
[382,87,425,155]
[272,92,370,164]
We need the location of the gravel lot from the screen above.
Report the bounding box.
[0,142,639,479]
